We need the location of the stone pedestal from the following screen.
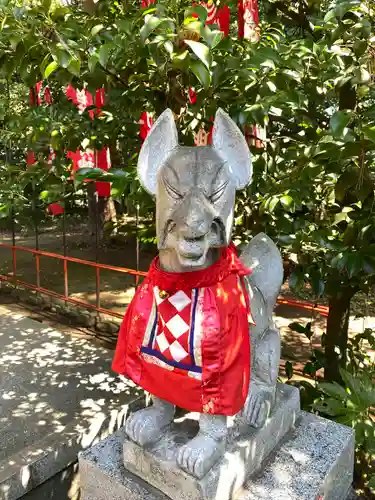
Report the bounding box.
[79,386,355,500]
[123,384,300,500]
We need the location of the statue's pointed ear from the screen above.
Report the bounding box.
[137,109,179,195]
[212,108,252,189]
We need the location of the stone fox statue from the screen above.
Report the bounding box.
[112,108,283,480]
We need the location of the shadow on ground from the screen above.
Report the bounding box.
[0,306,142,499]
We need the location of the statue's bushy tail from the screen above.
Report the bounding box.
[240,233,283,312]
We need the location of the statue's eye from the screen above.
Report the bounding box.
[209,182,228,203]
[164,179,183,200]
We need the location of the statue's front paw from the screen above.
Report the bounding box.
[177,434,225,479]
[126,406,173,446]
[243,389,274,428]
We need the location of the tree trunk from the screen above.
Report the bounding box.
[324,28,359,384]
[324,287,357,382]
[87,183,117,243]
[339,81,357,110]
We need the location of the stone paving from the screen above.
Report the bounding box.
[0,305,142,500]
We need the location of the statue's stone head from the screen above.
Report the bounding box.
[137,109,252,269]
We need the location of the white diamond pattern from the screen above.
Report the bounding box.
[168,290,191,311]
[169,341,189,363]
[156,332,169,353]
[153,286,167,305]
[152,287,194,364]
[166,315,189,339]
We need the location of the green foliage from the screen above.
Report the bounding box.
[1,0,374,247]
[286,326,375,495]
[316,367,375,495]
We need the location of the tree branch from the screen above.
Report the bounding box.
[272,1,315,37]
[99,64,128,86]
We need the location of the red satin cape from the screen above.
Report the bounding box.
[112,244,252,416]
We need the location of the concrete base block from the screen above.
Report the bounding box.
[123,384,300,500]
[79,409,355,500]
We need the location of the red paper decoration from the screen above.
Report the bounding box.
[28,82,112,210]
[139,112,153,142]
[141,0,155,8]
[238,0,259,41]
[202,2,230,36]
[47,203,65,216]
[65,85,111,197]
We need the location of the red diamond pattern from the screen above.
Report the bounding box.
[153,287,193,365]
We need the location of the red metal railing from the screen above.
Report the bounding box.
[0,242,329,320]
[0,242,147,319]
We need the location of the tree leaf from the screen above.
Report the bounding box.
[116,19,132,34]
[9,35,21,50]
[184,5,207,23]
[91,24,104,36]
[1,15,7,31]
[185,40,211,69]
[54,49,71,69]
[339,368,364,408]
[363,126,375,144]
[190,60,211,89]
[289,270,305,292]
[289,322,307,334]
[164,40,173,54]
[330,110,352,137]
[303,362,317,377]
[280,195,295,212]
[44,60,58,78]
[368,475,375,490]
[209,31,223,49]
[99,45,110,68]
[75,168,107,180]
[201,26,223,49]
[313,399,348,416]
[88,53,99,72]
[304,322,313,340]
[268,196,279,212]
[140,16,162,43]
[352,67,371,84]
[67,58,80,76]
[324,9,336,22]
[171,50,190,70]
[319,382,349,401]
[247,103,266,124]
[256,46,280,63]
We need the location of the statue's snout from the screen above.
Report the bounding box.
[171,193,215,264]
[178,207,211,261]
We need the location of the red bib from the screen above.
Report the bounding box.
[112,244,253,416]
